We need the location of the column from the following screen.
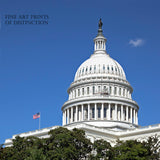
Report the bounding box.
[101,103,104,120]
[117,87,119,96]
[121,105,123,121]
[133,109,136,124]
[128,90,130,98]
[107,103,111,120]
[115,104,117,120]
[95,103,97,120]
[75,106,78,122]
[82,104,84,121]
[79,107,81,121]
[71,107,73,123]
[67,109,69,124]
[130,107,133,123]
[88,104,90,120]
[136,110,138,125]
[126,106,128,122]
[63,110,66,125]
[118,106,120,121]
[62,111,64,125]
[62,110,65,125]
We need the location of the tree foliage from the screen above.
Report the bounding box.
[0,127,159,160]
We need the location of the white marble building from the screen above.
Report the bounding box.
[5,20,160,147]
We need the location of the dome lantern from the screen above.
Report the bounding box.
[94,19,107,54]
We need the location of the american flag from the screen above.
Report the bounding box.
[33,112,40,119]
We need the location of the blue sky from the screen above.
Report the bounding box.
[0,0,160,144]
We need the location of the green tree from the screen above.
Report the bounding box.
[90,139,113,160]
[142,135,160,160]
[24,147,47,160]
[1,128,159,160]
[45,127,92,160]
[113,140,151,160]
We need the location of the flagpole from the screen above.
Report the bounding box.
[39,112,41,130]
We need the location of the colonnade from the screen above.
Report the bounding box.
[69,85,132,100]
[94,40,106,50]
[63,103,138,126]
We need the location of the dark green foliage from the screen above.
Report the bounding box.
[113,140,150,160]
[46,127,92,159]
[91,139,113,160]
[142,135,160,160]
[0,128,159,160]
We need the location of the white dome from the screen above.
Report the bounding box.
[74,52,126,81]
[62,20,139,130]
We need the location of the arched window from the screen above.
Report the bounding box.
[103,65,105,73]
[82,68,84,74]
[119,88,121,96]
[114,87,117,95]
[86,67,88,74]
[78,89,80,96]
[94,65,96,73]
[90,66,92,73]
[111,66,114,72]
[110,86,112,94]
[93,86,95,94]
[82,88,84,95]
[123,89,125,96]
[98,86,101,92]
[87,87,89,94]
[107,66,109,72]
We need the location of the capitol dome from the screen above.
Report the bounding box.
[74,52,126,82]
[62,19,139,131]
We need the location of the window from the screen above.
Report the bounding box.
[107,66,109,72]
[114,87,117,95]
[103,65,105,73]
[111,66,113,71]
[110,86,112,94]
[79,70,81,76]
[78,89,80,96]
[93,86,95,94]
[123,89,125,96]
[119,88,121,96]
[94,65,96,73]
[87,87,89,95]
[74,90,76,98]
[98,86,101,92]
[82,68,84,74]
[86,67,88,74]
[98,108,101,118]
[90,66,92,73]
[82,88,84,95]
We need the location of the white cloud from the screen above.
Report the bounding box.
[129,39,145,47]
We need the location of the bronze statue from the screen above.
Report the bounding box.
[99,18,103,29]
